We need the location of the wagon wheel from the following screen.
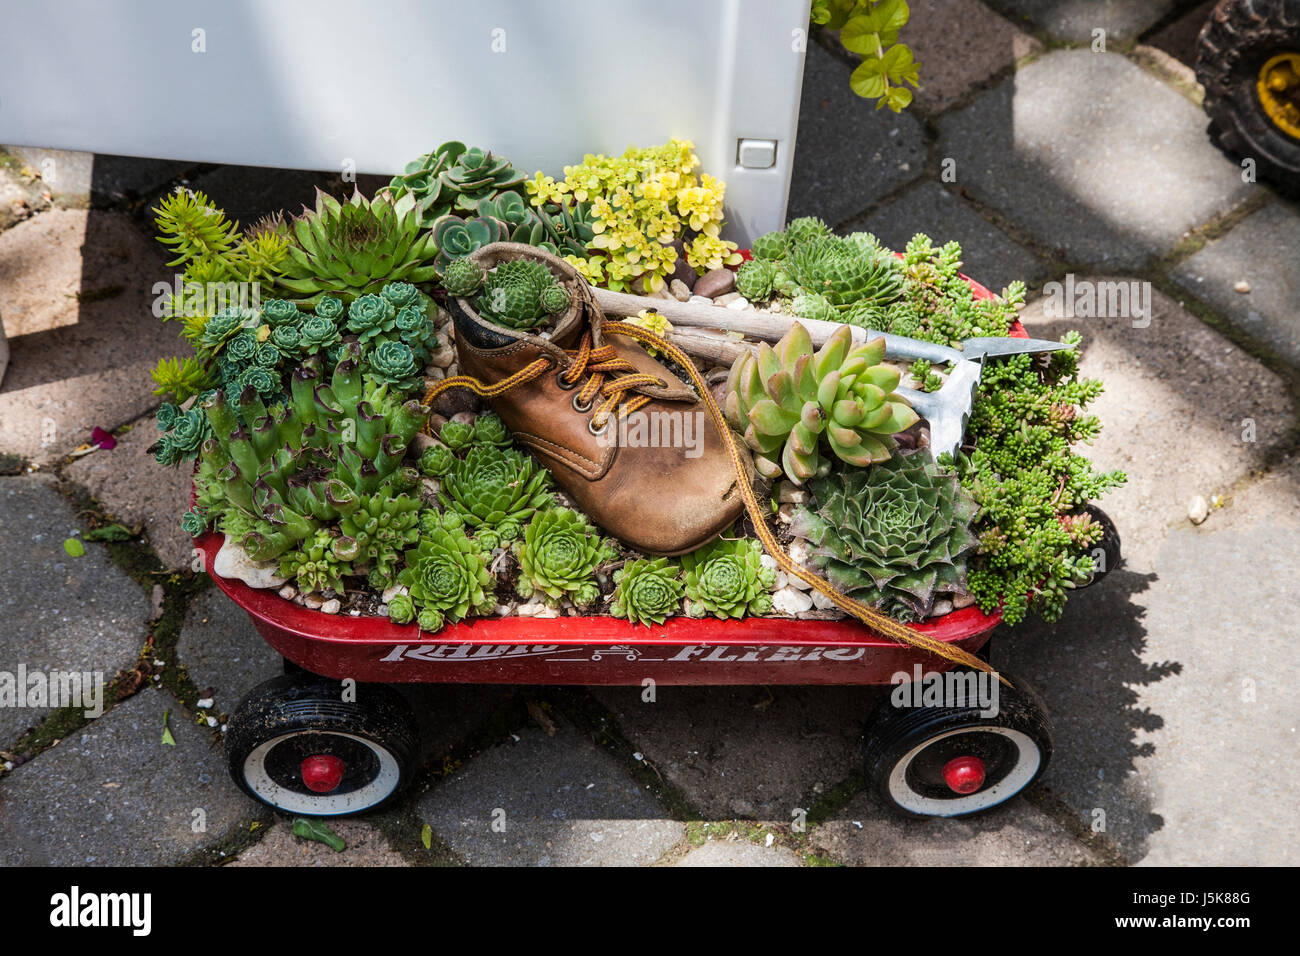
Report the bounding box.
[863,671,1052,817]
[226,674,419,816]
[1197,0,1300,194]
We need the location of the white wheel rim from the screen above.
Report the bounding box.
[242,730,401,815]
[886,726,1041,817]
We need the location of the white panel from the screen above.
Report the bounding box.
[0,0,811,242]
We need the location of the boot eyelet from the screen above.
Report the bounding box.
[572,394,595,413]
[588,416,609,436]
[556,371,579,391]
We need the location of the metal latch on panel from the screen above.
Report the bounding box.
[736,138,777,169]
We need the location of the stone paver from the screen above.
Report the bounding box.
[849,181,1048,290]
[788,41,926,226]
[814,792,1105,865]
[1172,201,1300,368]
[592,685,877,820]
[1,147,192,209]
[675,839,802,867]
[0,688,259,865]
[228,819,409,867]
[906,0,1042,113]
[987,0,1176,44]
[0,208,187,463]
[417,724,682,866]
[176,587,281,706]
[937,49,1255,269]
[65,411,194,568]
[0,475,149,747]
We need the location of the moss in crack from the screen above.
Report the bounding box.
[179,815,276,867]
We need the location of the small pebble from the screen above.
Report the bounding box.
[451,411,477,426]
[303,593,325,610]
[688,295,713,307]
[278,584,297,601]
[320,598,342,614]
[206,716,218,727]
[952,591,977,609]
[694,267,736,299]
[725,296,752,311]
[1188,495,1209,525]
[929,599,954,618]
[424,366,445,383]
[670,279,691,302]
[810,589,837,610]
[772,586,813,615]
[196,697,214,710]
[713,292,742,307]
[1233,280,1251,293]
[777,503,796,525]
[428,343,457,368]
[776,481,808,505]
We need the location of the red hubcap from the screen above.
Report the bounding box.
[942,755,986,794]
[300,754,346,793]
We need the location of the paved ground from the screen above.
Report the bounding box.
[1,0,1297,866]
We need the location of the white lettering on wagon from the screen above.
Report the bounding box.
[381,644,868,664]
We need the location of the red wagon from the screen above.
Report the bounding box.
[207,278,1119,819]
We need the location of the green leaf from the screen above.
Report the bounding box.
[849,61,889,100]
[292,817,346,852]
[161,709,176,747]
[85,524,134,542]
[421,824,432,850]
[63,538,85,558]
[840,15,884,56]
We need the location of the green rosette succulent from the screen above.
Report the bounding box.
[278,188,439,304]
[200,306,256,349]
[439,419,474,452]
[338,493,422,588]
[389,142,527,228]
[432,214,507,272]
[538,282,571,315]
[725,321,918,482]
[278,528,354,595]
[181,508,208,537]
[785,216,832,246]
[474,259,564,330]
[680,538,775,619]
[472,412,512,448]
[790,454,980,621]
[418,444,456,478]
[437,444,553,542]
[261,298,301,327]
[786,235,901,308]
[442,257,485,297]
[394,305,436,362]
[298,313,342,353]
[611,557,684,626]
[153,403,210,466]
[791,291,836,323]
[239,366,278,400]
[347,293,397,344]
[397,524,495,632]
[314,295,345,322]
[224,330,258,364]
[270,324,302,352]
[380,281,421,311]
[253,342,281,368]
[366,340,422,392]
[735,259,776,301]
[387,593,416,625]
[514,508,615,608]
[751,230,789,260]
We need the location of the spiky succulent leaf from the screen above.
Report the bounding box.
[514,508,614,607]
[611,557,684,625]
[680,538,775,619]
[437,444,553,539]
[398,525,495,628]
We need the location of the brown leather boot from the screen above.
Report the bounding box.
[442,242,745,556]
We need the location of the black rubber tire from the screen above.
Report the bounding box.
[864,670,1053,818]
[1196,0,1300,193]
[1077,504,1122,587]
[226,674,419,816]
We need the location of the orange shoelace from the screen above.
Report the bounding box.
[423,320,999,679]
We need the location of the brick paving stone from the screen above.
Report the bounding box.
[176,587,282,708]
[0,208,187,463]
[813,791,1104,864]
[0,474,149,747]
[675,839,802,867]
[788,41,927,226]
[228,819,409,867]
[906,0,1042,114]
[591,684,878,820]
[987,0,1177,44]
[0,688,259,865]
[937,49,1255,269]
[1172,200,1300,368]
[417,723,682,866]
[848,181,1049,290]
[65,411,194,569]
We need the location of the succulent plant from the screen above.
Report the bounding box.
[725,322,918,483]
[514,507,615,608]
[398,523,496,631]
[790,291,836,323]
[366,340,422,392]
[417,444,456,478]
[153,402,211,467]
[338,493,422,588]
[751,231,789,261]
[278,528,354,596]
[471,412,512,448]
[200,306,257,350]
[278,189,439,304]
[393,305,437,363]
[298,313,342,353]
[475,259,566,331]
[346,293,397,344]
[680,538,775,619]
[786,236,901,308]
[735,259,777,301]
[611,557,685,625]
[442,257,485,297]
[790,454,980,621]
[387,592,416,625]
[785,216,832,246]
[431,214,508,272]
[261,299,301,327]
[438,444,553,543]
[391,143,528,228]
[439,419,474,452]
